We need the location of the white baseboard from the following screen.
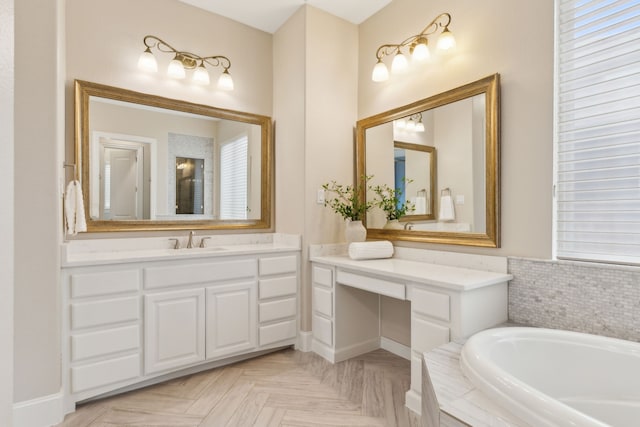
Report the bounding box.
[295,330,313,352]
[405,389,422,415]
[13,392,64,427]
[311,339,336,363]
[333,337,380,363]
[380,337,411,361]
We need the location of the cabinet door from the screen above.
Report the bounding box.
[144,288,205,374]
[206,281,257,360]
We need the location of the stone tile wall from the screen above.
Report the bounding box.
[508,257,640,342]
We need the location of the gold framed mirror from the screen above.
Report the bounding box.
[356,73,500,247]
[75,80,273,232]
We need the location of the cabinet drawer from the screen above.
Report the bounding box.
[259,297,296,323]
[71,353,140,393]
[259,319,297,346]
[411,317,450,354]
[259,276,297,299]
[71,325,140,362]
[411,287,450,322]
[313,286,333,317]
[71,296,139,330]
[71,270,139,298]
[337,270,405,300]
[71,354,140,393]
[259,255,297,276]
[312,265,333,288]
[144,259,256,289]
[312,314,333,347]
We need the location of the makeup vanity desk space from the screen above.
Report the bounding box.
[309,246,512,415]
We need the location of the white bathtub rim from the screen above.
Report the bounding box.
[460,327,625,427]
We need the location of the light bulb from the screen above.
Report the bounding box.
[371,59,389,82]
[415,122,425,132]
[217,69,234,90]
[411,39,430,62]
[391,52,409,74]
[167,57,186,79]
[137,48,158,73]
[437,28,456,51]
[192,64,210,85]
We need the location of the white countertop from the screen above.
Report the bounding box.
[310,254,512,292]
[62,233,301,267]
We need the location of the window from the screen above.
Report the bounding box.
[555,0,640,264]
[219,135,248,219]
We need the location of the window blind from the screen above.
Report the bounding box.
[556,0,640,264]
[219,135,248,220]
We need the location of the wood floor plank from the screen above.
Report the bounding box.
[199,380,255,426]
[281,409,388,426]
[223,391,269,427]
[252,406,287,427]
[185,367,243,416]
[90,407,202,426]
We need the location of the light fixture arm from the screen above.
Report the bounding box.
[142,35,231,72]
[374,13,452,61]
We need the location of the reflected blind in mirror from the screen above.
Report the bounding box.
[220,135,248,219]
[555,0,640,265]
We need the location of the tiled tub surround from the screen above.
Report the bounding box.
[508,257,640,342]
[60,233,300,415]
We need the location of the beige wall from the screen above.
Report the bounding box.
[0,0,14,421]
[274,5,358,331]
[14,0,64,403]
[360,0,554,346]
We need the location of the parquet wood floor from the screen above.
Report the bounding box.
[56,348,421,427]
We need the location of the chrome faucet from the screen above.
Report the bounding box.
[187,231,195,248]
[404,222,414,230]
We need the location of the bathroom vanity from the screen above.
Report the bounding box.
[310,244,511,414]
[60,233,300,413]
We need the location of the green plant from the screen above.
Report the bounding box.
[372,181,415,221]
[322,176,373,221]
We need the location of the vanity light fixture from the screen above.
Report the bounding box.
[371,12,456,82]
[137,35,234,90]
[395,113,425,132]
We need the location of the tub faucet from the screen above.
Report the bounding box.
[187,231,195,248]
[404,222,414,230]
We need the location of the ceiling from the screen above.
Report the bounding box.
[178,0,392,33]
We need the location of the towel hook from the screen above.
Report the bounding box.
[63,163,78,181]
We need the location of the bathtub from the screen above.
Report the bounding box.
[460,327,640,427]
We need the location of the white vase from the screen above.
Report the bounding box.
[383,219,404,230]
[345,219,367,243]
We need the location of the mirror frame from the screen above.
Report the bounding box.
[74,80,273,232]
[356,73,500,247]
[392,141,436,222]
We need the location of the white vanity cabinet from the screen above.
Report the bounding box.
[61,242,299,413]
[309,250,511,415]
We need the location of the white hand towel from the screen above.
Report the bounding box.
[65,180,87,235]
[348,240,394,260]
[438,194,455,221]
[414,196,427,215]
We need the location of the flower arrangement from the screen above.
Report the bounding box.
[371,180,415,221]
[322,176,373,221]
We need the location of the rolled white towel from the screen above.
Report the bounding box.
[348,240,394,260]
